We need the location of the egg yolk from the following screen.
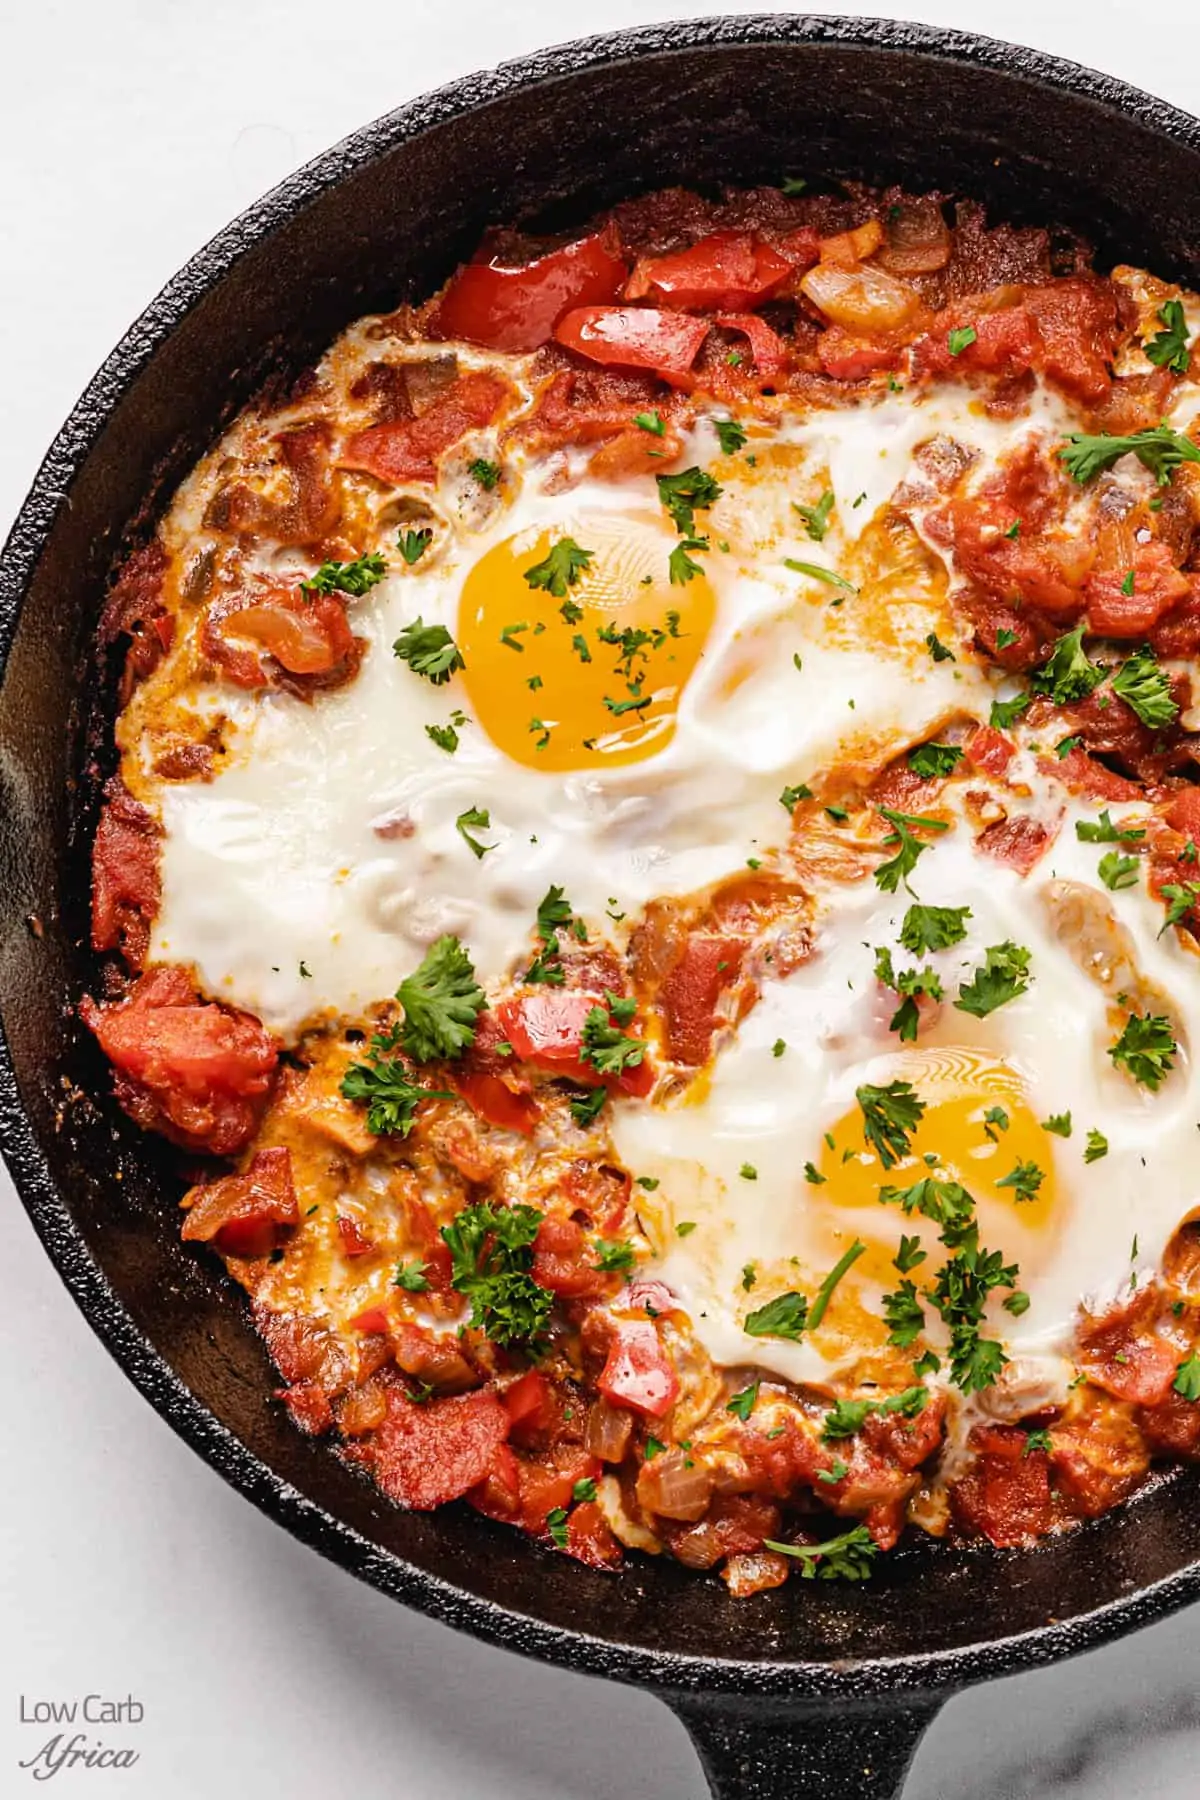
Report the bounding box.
[809,1049,1060,1292]
[457,510,715,771]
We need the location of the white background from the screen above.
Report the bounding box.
[5,3,1200,1795]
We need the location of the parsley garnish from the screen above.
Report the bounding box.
[1174,1353,1200,1401]
[1075,809,1145,844]
[792,491,835,542]
[340,1032,452,1136]
[1024,1428,1053,1455]
[873,946,942,1042]
[1098,850,1139,891]
[468,458,501,490]
[594,1238,636,1273]
[1110,645,1178,729]
[1032,622,1102,705]
[982,1106,1009,1140]
[780,782,813,810]
[899,903,971,954]
[762,1524,878,1581]
[669,537,708,585]
[947,325,978,356]
[396,935,486,1062]
[881,1282,926,1348]
[925,633,956,663]
[570,1087,608,1126]
[634,410,665,436]
[441,1200,552,1350]
[726,1380,760,1421]
[1109,1012,1177,1090]
[1059,423,1200,486]
[1042,1112,1072,1137]
[1159,882,1200,935]
[821,1386,927,1440]
[908,742,963,779]
[1084,1128,1109,1162]
[303,551,386,596]
[714,418,748,455]
[573,1477,598,1503]
[874,808,948,895]
[656,467,722,535]
[954,941,1031,1018]
[393,616,465,685]
[996,1159,1044,1204]
[856,1081,926,1169]
[393,1259,430,1291]
[744,1291,809,1341]
[426,720,460,753]
[580,1000,646,1078]
[523,537,594,597]
[990,691,1031,730]
[804,1161,826,1185]
[1145,298,1191,374]
[455,805,494,860]
[807,1241,867,1331]
[545,1507,569,1548]
[784,558,856,593]
[878,1177,1016,1392]
[525,884,575,985]
[398,527,433,565]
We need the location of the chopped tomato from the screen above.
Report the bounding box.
[181,1146,298,1258]
[81,966,277,1156]
[975,814,1055,875]
[502,1370,552,1430]
[1049,1408,1150,1517]
[565,1499,622,1568]
[951,1423,1053,1547]
[339,372,510,485]
[203,587,360,690]
[1041,746,1144,804]
[553,307,710,389]
[1085,542,1189,637]
[917,304,1040,382]
[1138,1387,1200,1456]
[496,990,652,1095]
[349,1304,392,1335]
[714,312,785,379]
[626,232,792,312]
[434,234,627,352]
[91,780,160,967]
[366,1388,510,1510]
[1077,1292,1180,1405]
[1164,789,1200,840]
[392,1323,477,1394]
[336,1214,377,1258]
[965,725,1015,776]
[658,935,744,1066]
[596,1319,678,1419]
[453,1069,539,1135]
[816,328,898,379]
[532,1216,611,1300]
[560,1159,631,1231]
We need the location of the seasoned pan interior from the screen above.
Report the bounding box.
[5,20,1200,1687]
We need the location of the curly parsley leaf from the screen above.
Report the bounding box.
[990,690,1031,730]
[874,808,949,895]
[441,1200,551,1350]
[523,537,594,597]
[762,1524,879,1581]
[1174,1352,1200,1401]
[1085,1128,1109,1163]
[1159,881,1200,936]
[1059,423,1200,486]
[580,1003,646,1078]
[668,537,708,585]
[873,946,943,1042]
[455,805,494,860]
[744,1291,809,1341]
[569,1087,608,1127]
[726,1379,760,1421]
[821,1386,927,1440]
[881,1281,927,1349]
[393,616,465,685]
[899,902,971,955]
[303,550,386,596]
[396,935,486,1062]
[1076,809,1146,844]
[393,1258,430,1291]
[634,410,665,436]
[1032,622,1103,705]
[954,941,1031,1018]
[340,1045,452,1136]
[467,457,501,490]
[857,1080,927,1169]
[1109,1011,1177,1091]
[947,325,978,356]
[398,527,433,565]
[996,1159,1045,1204]
[714,418,748,455]
[1145,299,1191,375]
[780,781,814,811]
[656,466,723,535]
[1110,645,1178,729]
[1098,850,1140,891]
[1042,1112,1072,1137]
[907,742,963,779]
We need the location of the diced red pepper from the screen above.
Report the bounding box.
[336,1214,377,1258]
[626,232,792,313]
[496,991,652,1096]
[597,1319,678,1419]
[434,233,627,352]
[565,1500,622,1569]
[658,935,744,1066]
[714,312,785,379]
[339,373,510,485]
[349,1304,392,1335]
[975,814,1055,875]
[554,307,710,389]
[965,725,1015,776]
[817,328,898,380]
[91,779,161,967]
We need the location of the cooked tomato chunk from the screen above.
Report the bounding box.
[91,780,161,967]
[182,1147,298,1258]
[363,1387,510,1510]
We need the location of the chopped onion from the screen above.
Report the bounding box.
[800,261,923,333]
[878,200,952,275]
[585,1396,634,1463]
[635,1448,714,1521]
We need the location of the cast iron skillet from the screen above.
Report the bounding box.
[6,15,1200,1796]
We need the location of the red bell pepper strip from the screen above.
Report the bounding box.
[434,233,627,352]
[715,312,786,379]
[554,306,710,389]
[627,232,792,312]
[597,1319,679,1419]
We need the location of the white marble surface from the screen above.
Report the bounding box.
[3,0,1200,1792]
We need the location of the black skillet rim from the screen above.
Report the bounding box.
[5,12,1200,1701]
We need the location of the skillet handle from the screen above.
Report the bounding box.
[666,1694,944,1799]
